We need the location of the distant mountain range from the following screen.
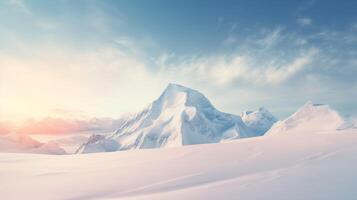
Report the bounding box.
[0,134,66,154]
[1,84,353,155]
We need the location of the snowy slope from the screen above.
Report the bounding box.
[1,128,357,200]
[78,84,258,153]
[266,101,346,135]
[0,134,66,154]
[75,134,119,154]
[240,107,277,135]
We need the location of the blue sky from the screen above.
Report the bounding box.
[0,0,357,123]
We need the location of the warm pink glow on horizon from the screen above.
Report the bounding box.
[0,117,121,135]
[0,123,11,135]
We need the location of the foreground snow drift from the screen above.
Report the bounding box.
[1,128,357,200]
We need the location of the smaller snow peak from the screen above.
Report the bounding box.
[296,101,332,115]
[296,101,339,118]
[267,101,345,135]
[241,107,276,119]
[240,107,277,135]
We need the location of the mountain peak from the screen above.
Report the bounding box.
[156,83,214,111]
[166,83,189,90]
[162,83,199,96]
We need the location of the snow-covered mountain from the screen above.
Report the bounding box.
[266,101,346,135]
[78,83,273,153]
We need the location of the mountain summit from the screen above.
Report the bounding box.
[77,83,275,153]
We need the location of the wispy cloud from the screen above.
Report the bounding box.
[7,0,32,15]
[297,17,312,26]
[165,47,318,86]
[296,0,317,14]
[257,27,283,47]
[222,35,238,46]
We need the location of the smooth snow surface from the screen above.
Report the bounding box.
[267,101,346,135]
[1,129,357,200]
[78,84,268,153]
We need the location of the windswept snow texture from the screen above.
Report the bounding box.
[267,101,346,135]
[1,128,357,200]
[240,107,277,135]
[79,84,262,153]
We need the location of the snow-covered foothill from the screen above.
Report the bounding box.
[266,101,346,135]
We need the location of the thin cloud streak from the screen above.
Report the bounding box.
[297,17,312,26]
[166,47,318,86]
